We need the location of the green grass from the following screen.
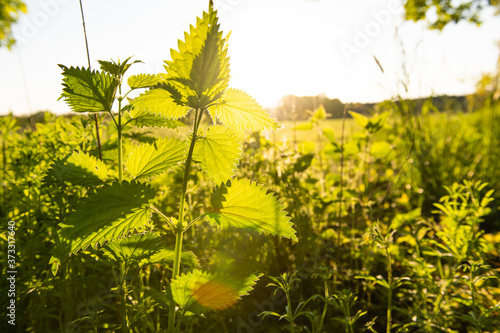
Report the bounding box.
[150,118,361,145]
[262,118,360,146]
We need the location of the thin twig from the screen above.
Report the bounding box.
[79,0,103,161]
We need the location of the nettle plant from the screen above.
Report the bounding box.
[50,4,297,332]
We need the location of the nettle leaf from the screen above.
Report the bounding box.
[132,88,191,119]
[98,56,141,77]
[128,74,164,89]
[47,150,108,186]
[171,269,260,314]
[162,4,230,109]
[59,65,119,112]
[194,125,241,185]
[53,181,154,259]
[125,137,187,181]
[102,232,199,268]
[146,247,199,268]
[209,88,279,131]
[207,179,297,241]
[127,108,184,129]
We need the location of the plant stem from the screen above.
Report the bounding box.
[78,0,102,160]
[285,285,295,333]
[117,97,123,183]
[385,246,392,333]
[119,262,129,333]
[317,277,329,333]
[167,108,202,333]
[334,102,349,289]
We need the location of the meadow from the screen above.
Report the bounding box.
[0,98,499,332]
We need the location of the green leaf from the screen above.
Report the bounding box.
[127,108,184,129]
[348,111,368,128]
[322,128,335,143]
[207,179,297,241]
[59,65,119,112]
[370,141,392,159]
[293,153,314,173]
[102,232,163,264]
[132,88,191,119]
[53,181,154,259]
[313,105,327,120]
[128,74,164,89]
[210,88,279,131]
[194,125,241,184]
[145,247,199,268]
[171,269,260,314]
[126,137,187,181]
[46,151,108,186]
[98,56,141,77]
[162,5,230,109]
[102,232,199,268]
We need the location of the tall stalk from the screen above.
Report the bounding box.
[168,108,203,333]
[384,243,393,333]
[78,0,102,160]
[119,262,129,333]
[117,92,123,183]
[334,102,349,289]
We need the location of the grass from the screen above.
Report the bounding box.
[259,118,361,148]
[149,118,361,145]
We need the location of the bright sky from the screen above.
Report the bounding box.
[1,0,499,116]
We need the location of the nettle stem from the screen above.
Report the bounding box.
[117,94,123,183]
[168,108,203,333]
[119,262,129,333]
[385,246,392,333]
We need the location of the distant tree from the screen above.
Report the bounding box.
[404,0,499,30]
[0,0,27,49]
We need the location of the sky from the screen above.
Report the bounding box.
[1,0,499,116]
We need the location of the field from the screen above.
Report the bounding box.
[1,100,499,332]
[1,4,500,333]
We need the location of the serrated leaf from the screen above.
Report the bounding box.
[59,65,119,112]
[128,74,164,89]
[162,5,230,109]
[98,56,141,76]
[102,232,199,268]
[98,60,123,76]
[171,269,260,314]
[46,151,108,186]
[102,232,162,264]
[209,88,279,131]
[128,108,184,129]
[53,181,154,259]
[145,247,199,268]
[207,179,297,241]
[125,137,187,180]
[194,125,241,184]
[132,88,191,119]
